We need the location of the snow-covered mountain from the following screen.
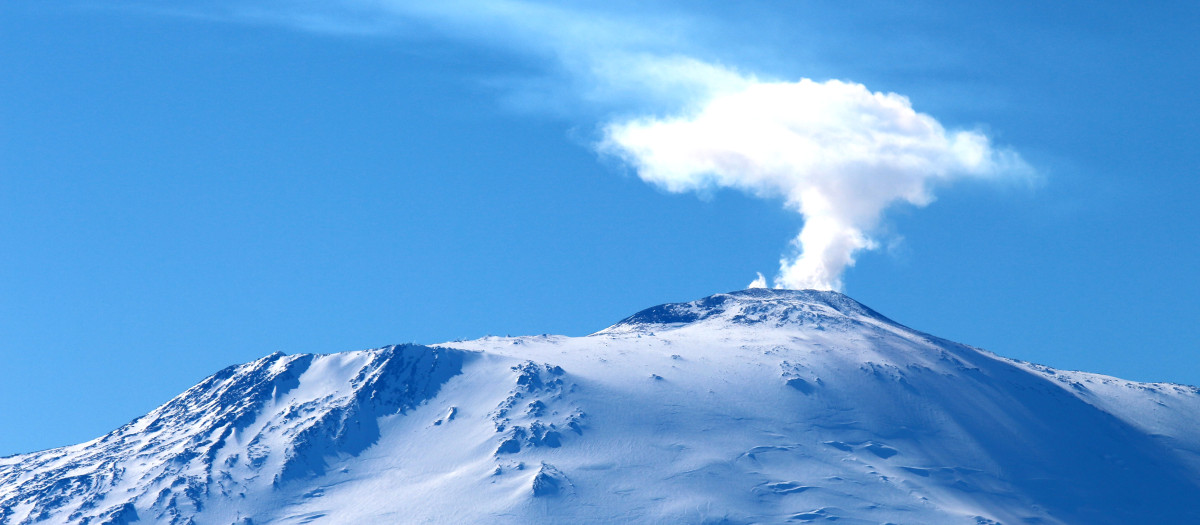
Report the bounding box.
[3,289,1200,524]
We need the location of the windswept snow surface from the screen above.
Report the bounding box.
[3,289,1199,524]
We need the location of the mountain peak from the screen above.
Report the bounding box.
[594,288,896,335]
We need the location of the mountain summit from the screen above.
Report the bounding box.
[3,290,1199,524]
[597,288,892,333]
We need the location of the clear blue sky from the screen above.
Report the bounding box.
[2,1,1198,455]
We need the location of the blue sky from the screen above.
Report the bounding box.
[2,1,1198,455]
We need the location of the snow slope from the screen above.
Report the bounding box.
[3,289,1199,524]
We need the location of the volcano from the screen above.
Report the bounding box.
[3,289,1199,524]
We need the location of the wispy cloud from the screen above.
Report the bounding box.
[140,0,742,111]
[155,0,1032,291]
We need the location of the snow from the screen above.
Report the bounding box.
[2,289,1199,524]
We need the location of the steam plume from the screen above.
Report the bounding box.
[603,78,1026,290]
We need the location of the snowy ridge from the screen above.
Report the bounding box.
[0,346,467,524]
[2,289,1200,524]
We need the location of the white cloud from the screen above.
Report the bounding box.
[603,78,1029,290]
